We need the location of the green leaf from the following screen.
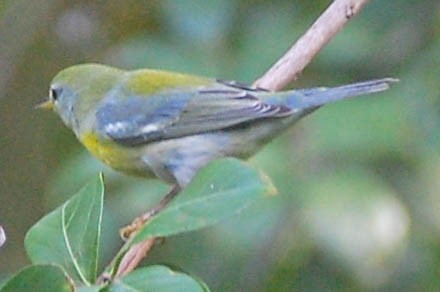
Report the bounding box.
[24,174,104,285]
[108,265,208,292]
[0,264,73,292]
[76,286,105,292]
[133,158,277,243]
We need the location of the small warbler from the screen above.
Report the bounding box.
[39,63,396,204]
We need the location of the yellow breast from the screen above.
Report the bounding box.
[80,132,147,176]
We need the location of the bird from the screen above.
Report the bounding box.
[39,63,396,233]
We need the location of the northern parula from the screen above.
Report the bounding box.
[40,63,396,190]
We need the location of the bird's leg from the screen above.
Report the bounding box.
[120,185,181,239]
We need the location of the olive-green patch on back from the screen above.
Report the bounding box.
[125,69,213,95]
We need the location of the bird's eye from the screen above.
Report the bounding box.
[49,87,61,102]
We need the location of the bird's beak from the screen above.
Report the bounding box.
[35,99,54,110]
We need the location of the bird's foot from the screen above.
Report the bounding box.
[119,185,181,240]
[119,210,156,240]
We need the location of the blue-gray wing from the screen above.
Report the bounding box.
[96,81,291,146]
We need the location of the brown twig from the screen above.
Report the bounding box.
[115,239,156,277]
[105,0,372,281]
[111,186,180,278]
[254,0,371,91]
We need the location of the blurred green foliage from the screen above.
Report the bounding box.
[0,0,439,290]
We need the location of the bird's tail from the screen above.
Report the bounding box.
[284,78,398,111]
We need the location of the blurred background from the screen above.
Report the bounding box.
[0,0,439,290]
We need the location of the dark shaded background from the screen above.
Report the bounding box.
[1,0,439,290]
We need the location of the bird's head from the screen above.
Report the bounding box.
[38,63,123,131]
